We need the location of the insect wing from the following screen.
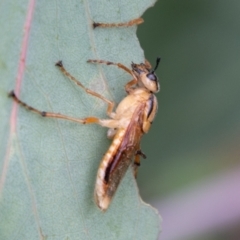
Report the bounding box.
[104,105,145,201]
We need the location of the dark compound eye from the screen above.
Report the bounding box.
[147,73,157,81]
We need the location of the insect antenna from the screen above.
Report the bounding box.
[151,57,161,73]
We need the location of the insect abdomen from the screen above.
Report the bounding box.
[94,129,126,211]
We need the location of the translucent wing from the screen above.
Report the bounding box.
[95,104,145,210]
[104,105,145,185]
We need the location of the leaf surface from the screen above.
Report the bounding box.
[0,0,161,239]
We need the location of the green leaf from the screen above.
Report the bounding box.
[0,0,161,239]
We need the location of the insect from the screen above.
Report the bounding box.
[9,16,160,210]
[9,57,160,211]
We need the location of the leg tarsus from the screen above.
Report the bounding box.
[92,18,144,29]
[55,60,63,67]
[136,150,147,159]
[93,22,100,29]
[8,90,15,98]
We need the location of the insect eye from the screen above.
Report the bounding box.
[146,73,157,82]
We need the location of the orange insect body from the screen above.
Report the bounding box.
[10,57,161,211]
[93,59,160,210]
[9,16,161,211]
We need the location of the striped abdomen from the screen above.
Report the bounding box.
[94,128,127,211]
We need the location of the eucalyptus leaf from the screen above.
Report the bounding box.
[0,0,161,239]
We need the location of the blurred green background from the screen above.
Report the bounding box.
[136,1,240,240]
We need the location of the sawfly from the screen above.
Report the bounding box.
[9,57,160,211]
[9,17,161,211]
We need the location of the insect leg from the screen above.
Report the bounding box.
[87,59,139,93]
[133,149,147,178]
[9,90,101,124]
[55,61,114,117]
[93,18,143,29]
[124,79,138,93]
[87,59,135,77]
